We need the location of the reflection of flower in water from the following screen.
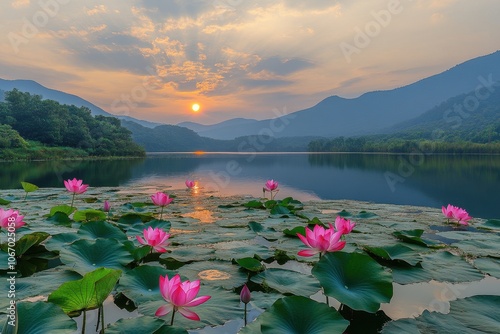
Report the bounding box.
[198,269,232,281]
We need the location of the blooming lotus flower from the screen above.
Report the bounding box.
[136,227,171,253]
[334,216,356,234]
[155,274,211,324]
[0,208,26,229]
[264,179,279,191]
[442,204,472,225]
[297,223,346,257]
[151,192,173,220]
[185,179,196,189]
[64,178,88,194]
[64,178,88,208]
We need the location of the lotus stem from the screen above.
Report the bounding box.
[96,307,101,331]
[101,304,105,333]
[71,192,76,209]
[159,206,164,221]
[170,309,176,326]
[82,310,86,334]
[244,303,247,326]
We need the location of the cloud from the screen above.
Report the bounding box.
[11,0,30,9]
[252,56,314,76]
[86,5,108,16]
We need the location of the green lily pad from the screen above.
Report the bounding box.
[117,213,154,227]
[242,296,349,334]
[59,238,133,275]
[49,267,122,313]
[73,209,107,222]
[382,295,500,334]
[236,257,264,272]
[14,268,82,301]
[393,229,445,248]
[312,252,393,313]
[46,212,72,225]
[105,316,188,334]
[49,205,76,216]
[214,243,274,262]
[44,233,80,252]
[0,301,76,334]
[161,246,215,263]
[283,226,306,237]
[364,244,422,266]
[77,221,127,241]
[473,257,500,278]
[117,265,177,305]
[251,268,320,297]
[177,260,247,290]
[0,198,11,205]
[4,232,49,257]
[21,181,39,193]
[480,219,500,230]
[244,200,265,209]
[391,251,484,285]
[355,211,378,219]
[337,209,353,217]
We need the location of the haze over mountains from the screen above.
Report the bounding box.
[179,51,500,140]
[0,50,499,151]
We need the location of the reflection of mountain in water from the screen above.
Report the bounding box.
[307,154,500,218]
[0,158,145,189]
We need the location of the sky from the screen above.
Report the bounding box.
[0,0,499,125]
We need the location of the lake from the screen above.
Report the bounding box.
[1,153,499,219]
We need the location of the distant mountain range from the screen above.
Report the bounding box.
[1,50,499,151]
[180,51,500,140]
[0,78,160,128]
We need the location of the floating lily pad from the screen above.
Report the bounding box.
[236,257,264,272]
[480,219,500,230]
[77,221,127,241]
[473,257,500,278]
[0,301,76,334]
[15,268,82,301]
[177,261,247,290]
[391,251,484,285]
[214,242,274,262]
[241,296,349,334]
[251,268,320,297]
[49,205,76,216]
[393,229,445,248]
[161,246,216,263]
[117,265,177,305]
[312,252,393,313]
[4,232,49,257]
[44,232,80,252]
[49,267,122,313]
[0,198,11,205]
[364,244,422,266]
[105,316,188,334]
[73,209,107,222]
[46,211,73,225]
[382,295,500,334]
[59,238,133,275]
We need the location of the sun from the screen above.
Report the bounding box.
[191,103,200,112]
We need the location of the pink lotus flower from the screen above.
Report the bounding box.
[185,179,196,189]
[442,204,472,225]
[264,179,279,191]
[155,274,211,324]
[136,227,171,253]
[240,284,251,304]
[0,208,26,229]
[64,178,88,194]
[335,216,356,234]
[151,192,173,207]
[297,223,346,257]
[151,192,173,220]
[103,200,111,212]
[64,178,88,208]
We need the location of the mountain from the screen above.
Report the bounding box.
[0,78,160,128]
[178,118,259,133]
[183,51,500,140]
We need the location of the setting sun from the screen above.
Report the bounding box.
[191,103,200,112]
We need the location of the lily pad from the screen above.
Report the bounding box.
[44,232,80,252]
[393,229,445,248]
[0,301,76,334]
[312,252,393,313]
[73,209,107,222]
[49,267,122,313]
[49,205,75,216]
[77,221,127,241]
[177,260,247,290]
[236,257,264,272]
[105,316,188,334]
[382,295,500,334]
[251,268,320,297]
[391,251,484,285]
[364,244,422,266]
[473,257,500,278]
[117,265,177,305]
[161,246,216,263]
[59,238,133,275]
[242,296,349,334]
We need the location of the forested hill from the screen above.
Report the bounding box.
[0,89,145,159]
[308,84,500,153]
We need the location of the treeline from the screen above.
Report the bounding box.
[308,125,500,154]
[0,89,145,159]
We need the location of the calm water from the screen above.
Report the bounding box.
[1,153,499,218]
